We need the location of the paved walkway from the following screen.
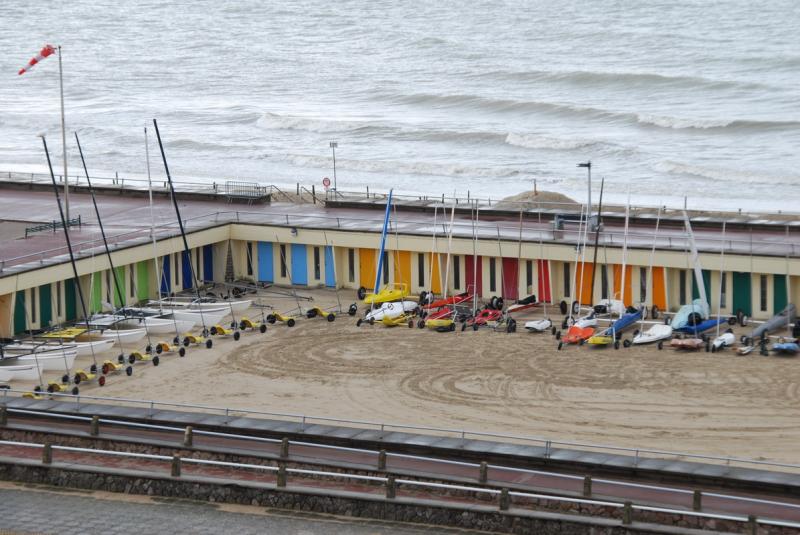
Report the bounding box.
[0,484,475,535]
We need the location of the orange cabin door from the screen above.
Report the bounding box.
[576,262,595,305]
[652,266,667,310]
[359,248,376,290]
[613,264,633,306]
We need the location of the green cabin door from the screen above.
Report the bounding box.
[137,261,150,301]
[691,269,712,302]
[732,272,752,316]
[773,274,788,313]
[91,274,102,313]
[39,284,52,329]
[113,266,125,308]
[65,278,77,321]
[13,291,26,334]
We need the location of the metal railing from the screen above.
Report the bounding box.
[5,168,800,222]
[3,389,799,475]
[0,436,796,530]
[8,406,799,517]
[2,203,799,275]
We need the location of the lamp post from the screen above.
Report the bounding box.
[577,161,591,229]
[329,141,338,193]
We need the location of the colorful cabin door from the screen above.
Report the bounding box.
[160,256,171,296]
[502,258,519,300]
[732,272,752,316]
[537,260,551,302]
[465,255,482,296]
[324,246,336,287]
[203,245,214,282]
[291,244,308,285]
[257,242,274,282]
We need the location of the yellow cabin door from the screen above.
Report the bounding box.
[359,248,376,290]
[613,265,633,306]
[429,253,442,294]
[395,251,412,288]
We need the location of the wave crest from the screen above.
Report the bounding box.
[284,154,522,179]
[505,133,598,151]
[655,160,799,184]
[257,112,378,134]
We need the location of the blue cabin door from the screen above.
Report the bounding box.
[182,251,193,290]
[203,245,213,281]
[290,244,308,285]
[160,256,171,296]
[257,242,274,282]
[324,246,336,287]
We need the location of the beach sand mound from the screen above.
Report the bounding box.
[495,190,578,211]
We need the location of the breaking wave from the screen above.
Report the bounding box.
[382,92,800,132]
[257,112,387,134]
[284,153,524,179]
[475,69,770,92]
[654,160,799,185]
[504,133,599,151]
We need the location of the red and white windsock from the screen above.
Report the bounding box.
[18,44,57,75]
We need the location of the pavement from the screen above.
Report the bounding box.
[1,185,797,276]
[0,483,474,535]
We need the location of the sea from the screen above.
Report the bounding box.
[0,0,798,211]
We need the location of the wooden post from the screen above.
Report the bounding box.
[583,475,592,497]
[499,488,510,511]
[692,490,702,511]
[312,185,316,204]
[622,501,632,525]
[0,406,7,426]
[277,463,287,488]
[377,449,386,471]
[386,476,396,499]
[183,426,193,447]
[42,442,52,465]
[479,461,488,484]
[748,515,757,535]
[171,454,181,477]
[280,437,289,459]
[90,415,100,437]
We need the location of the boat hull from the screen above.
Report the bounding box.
[524,318,552,332]
[365,301,417,322]
[632,325,673,345]
[119,317,195,334]
[14,352,77,371]
[0,364,40,381]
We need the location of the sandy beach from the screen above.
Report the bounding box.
[20,287,800,466]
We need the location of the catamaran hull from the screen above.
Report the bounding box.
[155,299,252,314]
[137,307,230,326]
[119,317,195,334]
[74,339,116,356]
[83,328,148,345]
[14,352,77,371]
[0,364,40,382]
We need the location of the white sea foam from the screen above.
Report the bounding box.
[285,154,522,179]
[504,133,598,151]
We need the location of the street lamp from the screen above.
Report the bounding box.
[577,161,591,228]
[329,141,338,192]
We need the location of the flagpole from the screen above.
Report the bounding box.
[58,45,69,221]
